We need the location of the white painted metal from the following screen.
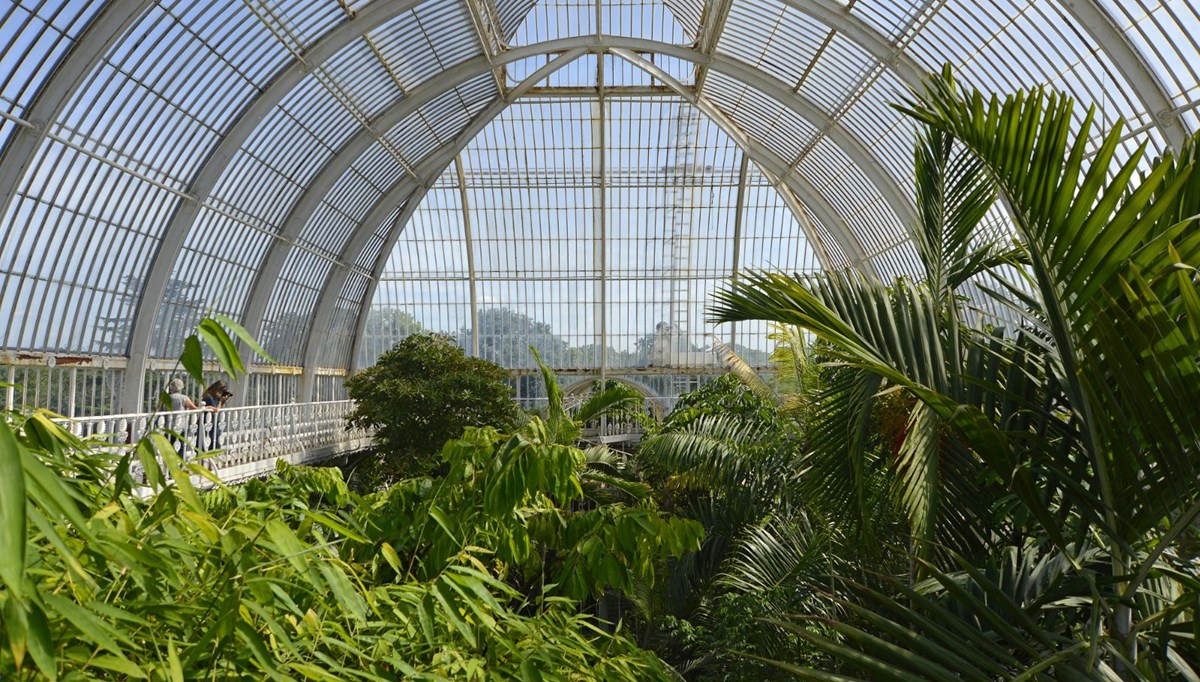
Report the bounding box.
[336,47,868,387]
[14,0,1189,411]
[62,400,370,485]
[693,0,736,98]
[596,58,608,383]
[607,46,873,268]
[286,38,899,391]
[119,0,441,413]
[305,49,590,394]
[0,1,156,256]
[333,54,868,386]
[455,155,481,357]
[1060,0,1187,149]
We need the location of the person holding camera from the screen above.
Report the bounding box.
[200,380,233,450]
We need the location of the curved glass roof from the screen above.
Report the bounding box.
[1,0,1197,411]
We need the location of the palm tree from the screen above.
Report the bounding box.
[710,66,1200,677]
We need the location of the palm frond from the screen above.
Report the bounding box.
[899,67,1200,546]
[913,125,1005,299]
[639,414,786,494]
[529,345,580,445]
[712,337,780,406]
[573,384,645,425]
[717,511,838,603]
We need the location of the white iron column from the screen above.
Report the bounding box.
[595,58,609,384]
[454,156,481,357]
[729,153,750,348]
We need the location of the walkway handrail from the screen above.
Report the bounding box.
[59,401,371,480]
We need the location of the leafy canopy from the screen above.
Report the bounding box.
[344,333,524,480]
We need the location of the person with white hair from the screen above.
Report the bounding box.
[162,377,208,456]
[166,378,200,411]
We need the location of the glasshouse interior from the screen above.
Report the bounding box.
[2,0,1200,679]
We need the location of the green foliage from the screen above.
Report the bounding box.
[711,67,1200,678]
[634,373,856,679]
[357,306,424,368]
[655,374,778,434]
[355,419,703,603]
[0,415,673,680]
[0,319,694,680]
[344,333,524,482]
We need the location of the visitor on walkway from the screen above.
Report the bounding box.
[200,380,232,449]
[164,378,202,455]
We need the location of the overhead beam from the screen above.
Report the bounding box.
[335,48,865,383]
[275,35,902,306]
[96,2,919,410]
[462,0,509,94]
[693,0,736,98]
[608,46,873,269]
[303,49,588,395]
[1059,0,1187,150]
[305,39,888,391]
[0,1,155,227]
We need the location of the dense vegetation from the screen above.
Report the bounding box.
[345,333,524,482]
[0,324,702,679]
[706,68,1200,678]
[3,68,1199,679]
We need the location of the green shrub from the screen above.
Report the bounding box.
[0,413,678,680]
[344,333,523,482]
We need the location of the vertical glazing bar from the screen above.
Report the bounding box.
[5,365,13,411]
[455,156,481,357]
[729,153,749,349]
[595,58,608,386]
[68,366,78,418]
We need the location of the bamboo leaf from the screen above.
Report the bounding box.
[25,600,58,680]
[214,313,277,365]
[0,419,27,598]
[198,318,245,377]
[180,334,205,386]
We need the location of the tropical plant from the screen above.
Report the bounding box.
[351,418,702,601]
[530,346,648,447]
[0,418,674,680]
[0,320,692,680]
[711,66,1200,678]
[635,374,839,679]
[344,332,524,483]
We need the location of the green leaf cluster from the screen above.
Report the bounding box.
[352,418,703,604]
[708,65,1200,678]
[344,333,525,482]
[0,407,684,680]
[0,318,705,680]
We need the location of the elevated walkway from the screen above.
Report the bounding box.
[61,397,653,485]
[64,400,372,484]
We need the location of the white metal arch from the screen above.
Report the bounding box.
[26,0,1167,410]
[116,0,453,411]
[290,48,589,398]
[241,34,918,335]
[234,52,515,350]
[102,0,935,410]
[325,47,869,400]
[1060,0,1187,148]
[0,1,156,230]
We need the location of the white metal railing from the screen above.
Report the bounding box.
[61,400,371,477]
